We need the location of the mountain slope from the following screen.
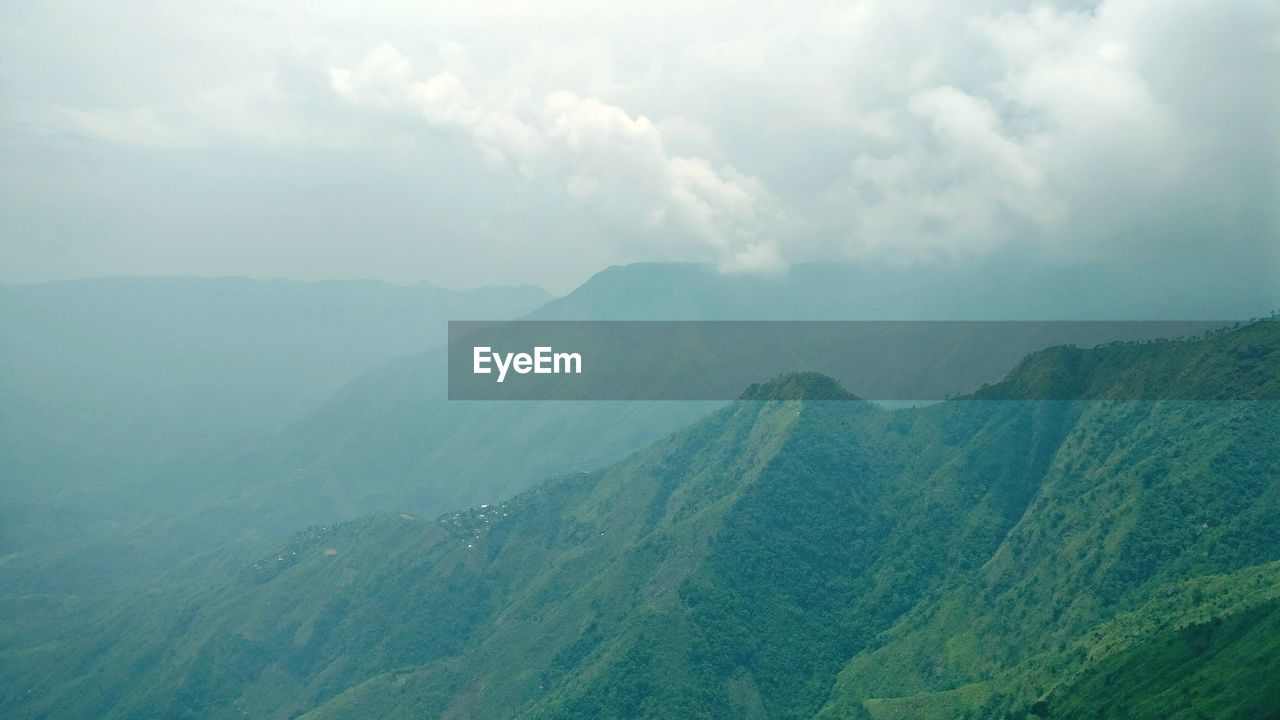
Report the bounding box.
[814,321,1280,718]
[174,260,1246,547]
[4,321,1276,720]
[1,388,807,719]
[0,277,550,541]
[841,561,1280,720]
[19,263,1263,594]
[1048,592,1280,719]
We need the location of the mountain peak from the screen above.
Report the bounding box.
[738,371,859,401]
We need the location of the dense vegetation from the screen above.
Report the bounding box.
[1,319,1276,719]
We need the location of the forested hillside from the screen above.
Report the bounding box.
[3,320,1275,719]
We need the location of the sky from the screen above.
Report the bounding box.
[0,0,1276,294]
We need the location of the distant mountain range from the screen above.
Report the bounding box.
[3,319,1275,719]
[3,263,1274,594]
[529,260,1277,321]
[0,277,550,570]
[0,275,550,451]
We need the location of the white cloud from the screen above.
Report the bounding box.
[1,0,1274,290]
[841,85,1061,262]
[52,106,197,149]
[329,42,785,273]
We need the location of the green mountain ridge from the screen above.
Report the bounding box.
[4,320,1275,719]
[740,371,861,401]
[9,266,1267,604]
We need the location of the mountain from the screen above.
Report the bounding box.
[529,260,1277,321]
[0,277,550,566]
[0,275,550,457]
[9,262,1264,581]
[46,259,1065,576]
[4,320,1274,719]
[156,260,1254,543]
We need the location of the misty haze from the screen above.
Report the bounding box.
[1,1,1278,719]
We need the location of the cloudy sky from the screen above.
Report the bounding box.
[1,0,1276,293]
